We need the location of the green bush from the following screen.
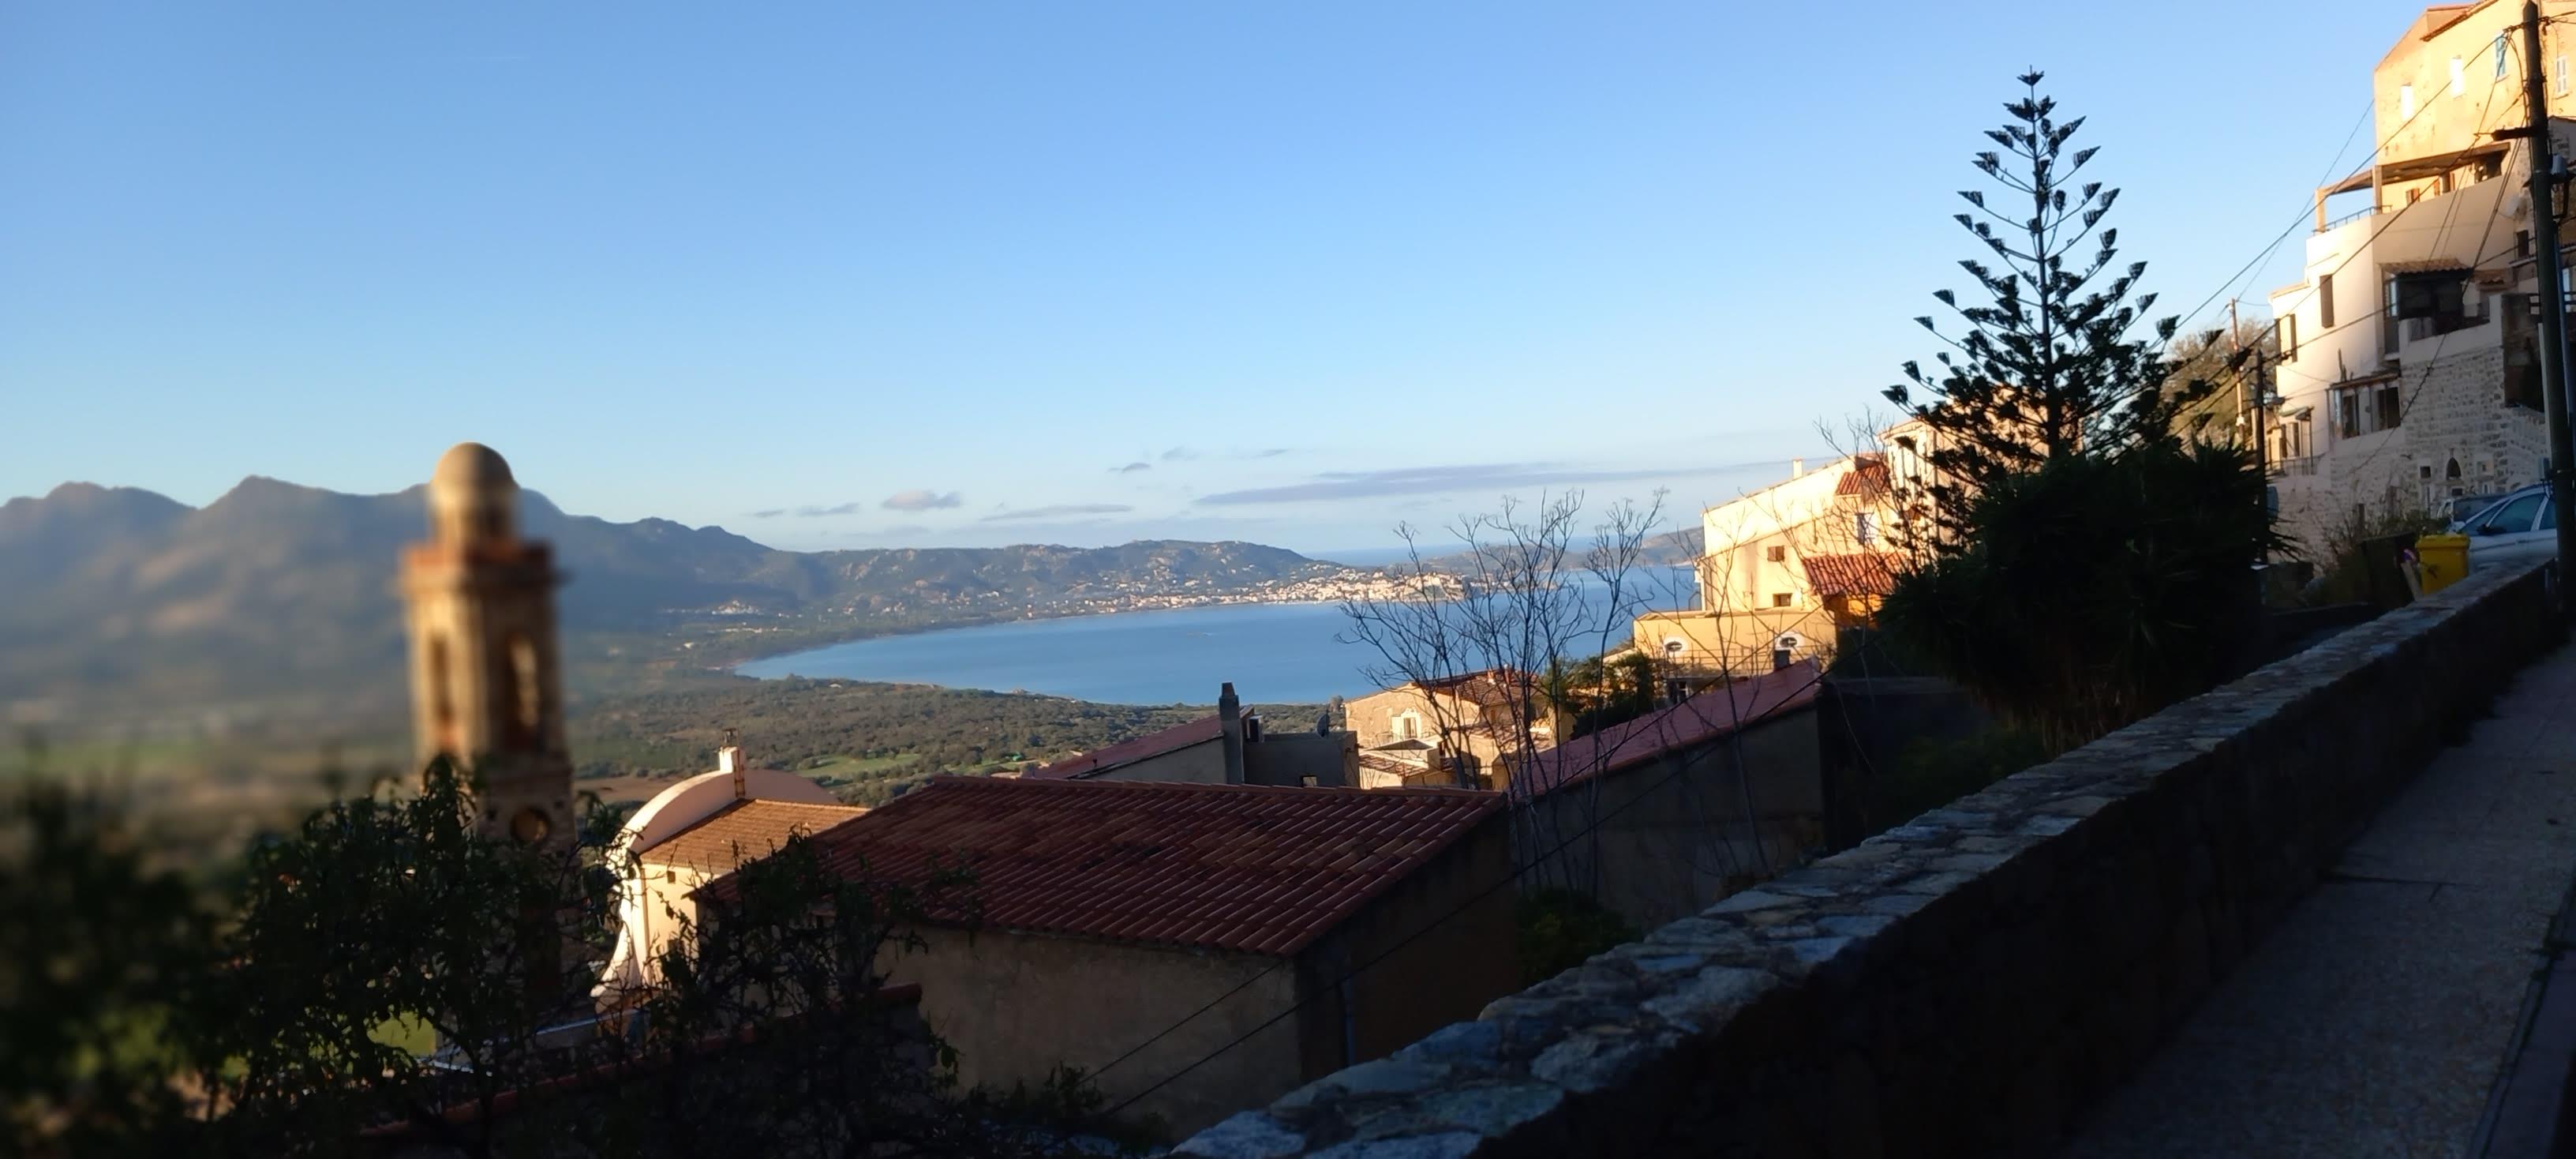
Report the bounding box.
[1875,728,2050,831]
[1879,441,2279,753]
[1517,887,1638,981]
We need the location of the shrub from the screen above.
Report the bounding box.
[1516,887,1638,981]
[1878,441,2279,753]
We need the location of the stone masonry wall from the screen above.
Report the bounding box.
[1178,561,2560,1159]
[2278,338,2548,557]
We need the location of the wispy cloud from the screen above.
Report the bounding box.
[793,501,867,517]
[882,489,964,512]
[1112,461,1152,474]
[1196,460,1782,506]
[1161,446,1198,462]
[981,503,1136,523]
[749,508,788,519]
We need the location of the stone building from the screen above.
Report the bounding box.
[2260,3,2576,555]
[400,442,577,851]
[1514,662,1825,931]
[592,742,869,1001]
[695,775,1516,1137]
[1632,452,1908,681]
[1024,682,1356,786]
[1344,669,1562,790]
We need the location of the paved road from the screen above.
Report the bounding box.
[2062,643,2576,1158]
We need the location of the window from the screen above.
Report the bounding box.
[2383,276,2403,356]
[2477,492,2545,534]
[1392,711,1421,740]
[509,632,542,735]
[1855,511,1879,546]
[427,635,455,745]
[1765,545,1786,562]
[2402,83,2416,118]
[2279,312,2298,362]
[2451,56,2465,96]
[2318,272,2335,330]
[2499,36,2511,80]
[2509,314,2545,410]
[2558,55,2569,96]
[2333,378,2404,437]
[1771,593,1794,608]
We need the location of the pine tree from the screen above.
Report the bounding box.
[1885,71,2196,543]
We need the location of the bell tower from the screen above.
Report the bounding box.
[402,442,575,851]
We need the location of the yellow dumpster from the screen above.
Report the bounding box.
[2414,533,2471,595]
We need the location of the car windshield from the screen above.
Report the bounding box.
[2480,492,2545,534]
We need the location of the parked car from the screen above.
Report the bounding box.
[2453,483,2556,573]
[2446,491,2514,530]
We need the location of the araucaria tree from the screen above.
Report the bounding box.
[1885,70,2196,534]
[1878,73,2277,755]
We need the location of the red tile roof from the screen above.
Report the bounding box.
[1413,668,1540,711]
[713,776,1502,957]
[639,799,870,873]
[1025,715,1222,779]
[1836,454,1891,497]
[1801,552,1900,598]
[1518,662,1822,797]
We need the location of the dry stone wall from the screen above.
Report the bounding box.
[1178,561,2560,1159]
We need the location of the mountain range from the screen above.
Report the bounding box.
[0,477,1356,729]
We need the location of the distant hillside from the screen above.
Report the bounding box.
[1420,526,1703,575]
[0,478,1355,726]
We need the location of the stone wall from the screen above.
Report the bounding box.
[1177,561,2560,1158]
[2275,330,2548,557]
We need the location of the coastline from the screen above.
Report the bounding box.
[719,591,1364,678]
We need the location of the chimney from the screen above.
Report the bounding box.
[1789,457,1807,479]
[1219,683,1246,785]
[719,744,747,799]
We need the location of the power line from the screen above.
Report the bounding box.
[2176,99,2378,335]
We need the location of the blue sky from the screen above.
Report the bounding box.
[2,2,2413,554]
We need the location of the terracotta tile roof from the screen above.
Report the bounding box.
[713,776,1502,957]
[1025,715,1222,779]
[638,799,870,873]
[1356,752,1421,775]
[1518,662,1822,797]
[1835,455,1890,497]
[1801,552,1900,598]
[1413,668,1540,711]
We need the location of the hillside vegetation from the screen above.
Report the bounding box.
[0,477,1356,729]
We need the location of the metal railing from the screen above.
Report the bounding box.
[2319,205,2376,233]
[2270,456,2318,478]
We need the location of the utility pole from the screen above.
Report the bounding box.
[2522,2,2576,603]
[2252,339,2268,478]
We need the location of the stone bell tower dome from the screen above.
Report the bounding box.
[402,442,575,850]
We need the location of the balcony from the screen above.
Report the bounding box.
[2271,456,2318,478]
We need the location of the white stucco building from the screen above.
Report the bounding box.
[2261,2,2576,555]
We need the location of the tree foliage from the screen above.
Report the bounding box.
[2,763,1136,1157]
[1885,71,2200,542]
[0,779,210,1155]
[1875,75,2274,754]
[1877,441,2279,752]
